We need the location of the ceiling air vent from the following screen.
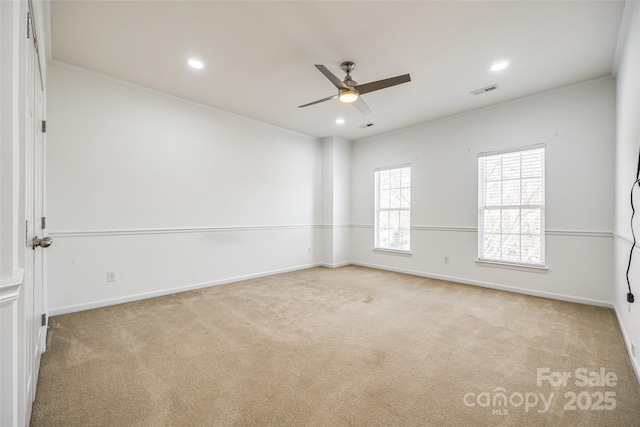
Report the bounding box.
[359,123,375,128]
[470,84,499,96]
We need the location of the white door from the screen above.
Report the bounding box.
[24,2,48,408]
[32,35,47,383]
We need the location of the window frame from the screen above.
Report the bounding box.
[477,144,546,268]
[374,164,412,254]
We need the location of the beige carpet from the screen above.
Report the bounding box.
[31,266,640,426]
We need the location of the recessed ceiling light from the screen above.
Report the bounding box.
[491,61,509,71]
[336,118,345,124]
[188,59,204,69]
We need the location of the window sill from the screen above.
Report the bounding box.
[373,248,412,256]
[476,259,548,273]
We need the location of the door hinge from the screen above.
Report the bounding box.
[41,216,46,230]
[27,12,31,39]
[41,120,46,133]
[41,313,47,327]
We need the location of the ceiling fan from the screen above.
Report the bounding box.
[298,61,411,115]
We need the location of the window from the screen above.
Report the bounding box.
[478,146,545,266]
[375,165,411,252]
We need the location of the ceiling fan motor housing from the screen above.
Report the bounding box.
[340,61,356,73]
[343,76,358,90]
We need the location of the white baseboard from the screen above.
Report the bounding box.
[350,261,613,308]
[51,260,613,315]
[319,261,352,269]
[49,263,322,316]
[613,303,640,387]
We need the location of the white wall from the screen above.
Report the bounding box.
[46,63,322,314]
[351,77,615,305]
[321,136,351,267]
[613,2,640,379]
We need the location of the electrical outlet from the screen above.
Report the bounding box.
[107,271,117,282]
[307,248,312,254]
[632,341,636,358]
[444,256,449,264]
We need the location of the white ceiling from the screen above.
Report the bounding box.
[49,1,626,141]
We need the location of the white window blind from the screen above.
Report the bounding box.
[478,146,545,265]
[375,166,411,252]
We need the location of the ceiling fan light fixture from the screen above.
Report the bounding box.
[338,89,359,103]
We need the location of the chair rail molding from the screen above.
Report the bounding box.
[0,269,25,306]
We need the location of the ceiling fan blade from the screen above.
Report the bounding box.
[315,65,348,90]
[355,74,411,95]
[352,97,372,115]
[298,94,338,108]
